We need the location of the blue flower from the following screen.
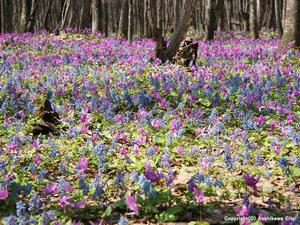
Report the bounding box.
[37,169,46,184]
[118,216,129,225]
[28,163,36,173]
[22,183,33,196]
[49,149,58,158]
[243,193,250,206]
[29,192,41,213]
[131,170,139,182]
[5,216,17,225]
[278,157,289,174]
[79,176,90,195]
[115,172,124,187]
[16,200,26,217]
[93,184,104,200]
[42,210,56,225]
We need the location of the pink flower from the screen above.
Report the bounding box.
[255,115,265,126]
[134,137,143,145]
[17,110,25,119]
[160,99,167,109]
[194,190,205,204]
[125,195,139,213]
[169,119,182,133]
[286,114,296,125]
[176,146,184,154]
[235,205,250,216]
[78,156,88,172]
[133,144,139,153]
[6,141,17,152]
[115,114,124,122]
[119,146,128,155]
[33,154,42,165]
[258,212,267,221]
[60,196,71,207]
[80,112,88,123]
[151,118,162,129]
[138,108,148,119]
[91,133,99,142]
[0,188,8,200]
[274,145,281,154]
[241,219,251,225]
[201,158,210,170]
[269,119,276,129]
[81,124,88,134]
[32,139,41,149]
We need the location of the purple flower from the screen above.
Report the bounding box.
[125,195,139,213]
[151,118,162,129]
[44,183,59,195]
[60,196,71,207]
[32,139,41,149]
[169,119,182,134]
[281,220,293,225]
[258,212,267,221]
[244,173,260,193]
[235,205,250,216]
[194,190,205,204]
[0,188,8,200]
[188,181,197,193]
[74,200,85,208]
[6,141,17,152]
[176,146,184,154]
[241,219,251,225]
[119,146,128,155]
[115,114,124,122]
[133,144,139,153]
[33,154,42,165]
[78,156,88,172]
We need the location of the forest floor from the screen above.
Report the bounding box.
[0,31,299,225]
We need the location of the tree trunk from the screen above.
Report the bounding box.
[250,0,259,38]
[20,0,28,32]
[205,0,215,41]
[274,0,283,37]
[79,0,91,29]
[127,0,133,41]
[216,0,225,31]
[150,0,193,62]
[173,0,180,31]
[118,0,128,38]
[281,0,300,47]
[225,0,232,30]
[91,0,101,33]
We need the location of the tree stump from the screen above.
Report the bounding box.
[32,99,61,136]
[172,37,199,67]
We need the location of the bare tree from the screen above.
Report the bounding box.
[249,0,259,38]
[205,0,215,41]
[127,0,133,40]
[148,0,194,63]
[118,0,128,38]
[281,0,300,47]
[20,0,28,32]
[274,0,283,37]
[91,0,101,33]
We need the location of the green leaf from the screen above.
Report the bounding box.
[291,167,300,177]
[165,205,183,215]
[102,206,112,218]
[188,222,210,225]
[251,221,264,225]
